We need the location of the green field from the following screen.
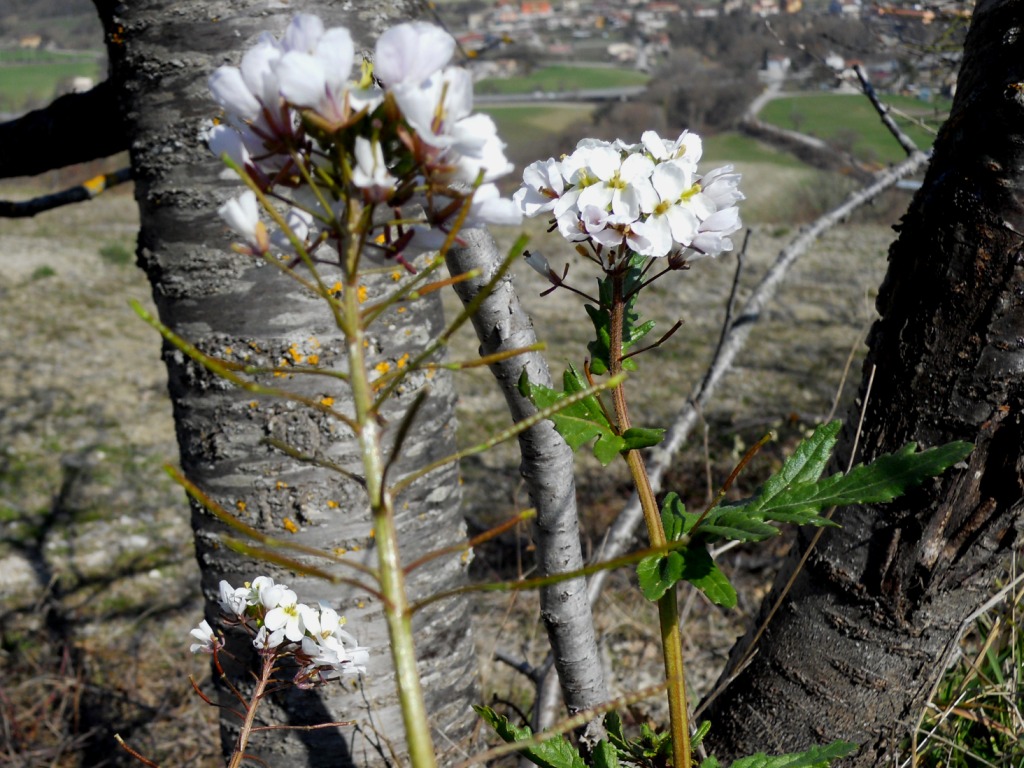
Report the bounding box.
[0,49,104,113]
[476,64,648,95]
[760,93,949,164]
[481,103,595,142]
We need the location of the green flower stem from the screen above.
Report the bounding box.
[609,270,691,768]
[341,254,437,768]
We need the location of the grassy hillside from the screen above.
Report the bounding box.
[0,48,104,112]
[477,64,649,95]
[760,92,949,164]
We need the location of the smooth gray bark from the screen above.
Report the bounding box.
[446,230,608,728]
[97,2,478,765]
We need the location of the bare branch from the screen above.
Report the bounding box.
[0,80,128,179]
[853,64,920,156]
[0,167,132,218]
[445,228,608,728]
[586,149,931,607]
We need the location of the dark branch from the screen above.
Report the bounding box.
[0,80,129,179]
[0,167,132,218]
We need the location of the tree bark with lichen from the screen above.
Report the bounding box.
[90,2,478,765]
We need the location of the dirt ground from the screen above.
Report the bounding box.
[0,177,898,765]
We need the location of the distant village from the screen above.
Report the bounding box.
[4,0,970,105]
[449,0,968,97]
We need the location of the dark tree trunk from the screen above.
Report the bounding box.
[96,2,477,765]
[702,2,1024,764]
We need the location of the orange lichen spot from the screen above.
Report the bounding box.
[357,601,365,609]
[397,353,410,369]
[282,517,299,534]
[320,396,335,407]
[357,285,368,303]
[329,281,343,297]
[327,500,340,509]
[397,306,407,314]
[369,528,375,538]
[351,545,361,552]
[425,368,436,379]
[375,233,387,245]
[391,270,402,282]
[375,361,391,374]
[306,353,320,365]
[223,346,233,355]
[236,500,247,512]
[275,480,288,490]
[249,400,259,409]
[334,547,348,555]
[461,550,471,563]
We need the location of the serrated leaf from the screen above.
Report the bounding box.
[473,706,586,768]
[684,548,738,608]
[722,437,973,530]
[518,366,626,466]
[661,493,779,543]
[637,552,684,600]
[686,423,972,544]
[637,546,736,606]
[700,759,722,768]
[727,740,857,768]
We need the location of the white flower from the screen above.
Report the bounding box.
[218,580,249,616]
[253,624,286,651]
[351,137,397,193]
[270,206,316,254]
[281,13,324,54]
[630,162,700,258]
[207,123,251,169]
[190,620,221,654]
[209,66,261,121]
[277,27,373,124]
[465,183,522,227]
[218,190,269,253]
[572,146,655,221]
[264,592,321,643]
[374,22,455,88]
[641,129,702,167]
[688,206,742,259]
[699,165,745,210]
[514,158,566,217]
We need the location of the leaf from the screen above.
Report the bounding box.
[585,272,655,374]
[518,366,625,465]
[685,422,973,544]
[592,741,620,768]
[720,434,974,532]
[661,493,778,544]
[622,426,665,450]
[726,740,857,768]
[637,546,736,606]
[473,706,586,768]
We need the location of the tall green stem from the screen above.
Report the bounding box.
[608,271,691,768]
[341,256,437,768]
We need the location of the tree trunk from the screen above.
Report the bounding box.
[100,2,477,765]
[702,2,1024,763]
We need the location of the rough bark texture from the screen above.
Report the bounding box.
[446,230,608,727]
[99,2,477,765]
[702,3,1024,764]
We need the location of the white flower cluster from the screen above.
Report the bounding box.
[514,131,743,266]
[208,14,519,260]
[190,576,369,687]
